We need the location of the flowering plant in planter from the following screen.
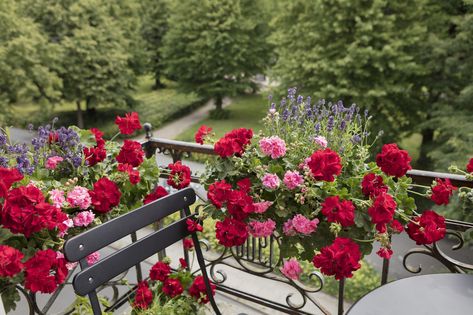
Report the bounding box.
[130,256,215,315]
[199,88,452,281]
[0,113,161,312]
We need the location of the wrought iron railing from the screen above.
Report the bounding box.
[6,126,473,315]
[141,129,473,315]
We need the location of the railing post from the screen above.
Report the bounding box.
[130,232,143,282]
[338,278,345,315]
[381,258,390,285]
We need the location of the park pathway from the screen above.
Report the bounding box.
[138,97,232,140]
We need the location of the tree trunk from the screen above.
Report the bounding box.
[153,76,165,90]
[215,95,223,111]
[417,128,434,169]
[76,100,84,128]
[85,97,96,116]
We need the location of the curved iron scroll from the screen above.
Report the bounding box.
[403,220,473,275]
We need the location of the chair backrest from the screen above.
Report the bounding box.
[63,187,221,315]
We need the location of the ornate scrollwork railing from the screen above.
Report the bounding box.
[7,130,472,315]
[142,132,473,315]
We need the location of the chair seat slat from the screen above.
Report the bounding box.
[64,188,195,262]
[73,215,193,296]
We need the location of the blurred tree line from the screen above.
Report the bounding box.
[0,0,472,171]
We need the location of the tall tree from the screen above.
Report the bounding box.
[161,0,272,112]
[271,0,429,142]
[140,0,169,89]
[0,0,61,124]
[21,0,136,128]
[421,0,473,170]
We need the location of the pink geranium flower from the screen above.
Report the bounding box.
[280,258,303,280]
[86,252,100,265]
[262,173,280,190]
[283,219,297,236]
[248,219,276,238]
[58,217,73,237]
[45,156,64,170]
[253,201,273,213]
[259,136,287,159]
[67,186,92,210]
[284,215,319,236]
[49,189,65,208]
[283,171,304,190]
[314,136,328,148]
[73,210,95,227]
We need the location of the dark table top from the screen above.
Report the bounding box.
[346,273,473,315]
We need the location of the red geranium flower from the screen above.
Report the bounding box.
[430,178,457,205]
[149,261,171,282]
[133,281,153,310]
[195,125,212,145]
[467,158,473,173]
[118,163,140,185]
[89,177,121,213]
[24,249,68,293]
[237,178,252,193]
[189,275,216,304]
[48,132,58,144]
[1,185,65,237]
[361,173,388,197]
[115,112,142,135]
[312,237,362,280]
[376,143,412,177]
[179,258,188,269]
[116,140,144,167]
[368,193,397,232]
[390,219,404,233]
[186,218,203,232]
[183,238,194,250]
[227,190,254,220]
[144,186,168,205]
[0,245,24,277]
[83,146,106,167]
[0,167,24,198]
[376,247,393,259]
[215,218,248,247]
[90,128,105,147]
[207,180,232,208]
[83,128,107,166]
[406,210,446,245]
[307,148,342,182]
[167,161,191,189]
[162,278,184,298]
[321,196,355,227]
[214,128,253,158]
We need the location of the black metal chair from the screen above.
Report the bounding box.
[63,187,221,315]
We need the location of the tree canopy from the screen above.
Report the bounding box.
[271,0,429,142]
[161,0,272,111]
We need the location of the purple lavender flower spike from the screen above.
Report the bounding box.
[280,98,287,108]
[351,134,362,143]
[315,123,321,134]
[297,95,303,104]
[339,120,347,130]
[0,156,8,167]
[327,116,334,131]
[0,132,6,146]
[282,109,289,121]
[306,96,311,107]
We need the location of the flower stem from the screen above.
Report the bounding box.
[407,189,426,198]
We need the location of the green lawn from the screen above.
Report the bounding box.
[10,76,204,137]
[176,94,268,141]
